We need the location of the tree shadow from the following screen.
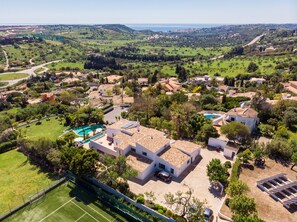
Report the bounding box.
[208,185,224,199]
[68,183,129,222]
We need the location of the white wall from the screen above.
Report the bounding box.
[156,156,190,178]
[106,128,121,138]
[227,115,259,131]
[224,148,237,159]
[208,138,228,149]
[135,143,157,160]
[89,140,118,156]
[137,161,156,180]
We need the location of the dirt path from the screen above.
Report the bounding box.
[2,49,9,71]
[29,58,35,65]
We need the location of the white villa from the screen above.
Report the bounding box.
[89,119,201,180]
[208,107,259,159]
[226,107,259,132]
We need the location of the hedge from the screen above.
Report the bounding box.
[230,158,241,182]
[0,140,17,154]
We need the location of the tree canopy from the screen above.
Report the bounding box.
[221,122,250,144]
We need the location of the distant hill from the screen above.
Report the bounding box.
[101,24,135,33]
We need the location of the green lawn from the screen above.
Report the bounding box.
[0,73,29,81]
[0,150,57,215]
[19,117,67,141]
[4,182,128,222]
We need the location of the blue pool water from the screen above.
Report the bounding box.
[73,124,103,137]
[204,114,221,119]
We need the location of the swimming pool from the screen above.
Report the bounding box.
[73,124,103,137]
[204,114,221,119]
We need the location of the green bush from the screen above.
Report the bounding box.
[165,209,173,218]
[0,140,17,154]
[230,158,241,182]
[157,209,164,214]
[136,195,145,204]
[224,161,232,169]
[225,197,231,207]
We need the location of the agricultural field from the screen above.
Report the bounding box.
[137,45,230,57]
[0,150,57,215]
[19,116,67,141]
[0,73,29,81]
[3,42,83,68]
[182,55,297,77]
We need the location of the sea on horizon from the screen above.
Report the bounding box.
[126,23,225,32]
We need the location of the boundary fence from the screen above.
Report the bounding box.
[0,177,66,221]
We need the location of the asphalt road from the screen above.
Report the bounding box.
[0,60,60,88]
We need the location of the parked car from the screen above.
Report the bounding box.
[204,208,214,222]
[154,170,172,182]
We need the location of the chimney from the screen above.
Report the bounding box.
[137,119,140,132]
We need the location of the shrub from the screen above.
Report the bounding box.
[157,209,164,214]
[229,195,257,216]
[165,209,173,218]
[226,180,250,197]
[225,197,231,207]
[136,195,145,204]
[230,158,241,182]
[224,161,232,169]
[0,140,17,154]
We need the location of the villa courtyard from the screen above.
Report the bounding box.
[128,147,229,220]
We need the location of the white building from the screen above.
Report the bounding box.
[89,119,201,180]
[249,77,266,84]
[226,107,259,132]
[208,138,239,159]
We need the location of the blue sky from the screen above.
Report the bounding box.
[0,0,296,24]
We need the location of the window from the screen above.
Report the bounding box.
[170,168,174,174]
[231,117,235,121]
[131,148,136,152]
[159,163,165,169]
[142,152,147,156]
[187,160,190,164]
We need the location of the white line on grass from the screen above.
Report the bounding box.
[75,212,87,222]
[38,197,75,222]
[86,204,113,222]
[71,200,101,222]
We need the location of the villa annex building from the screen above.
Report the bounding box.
[89,119,201,180]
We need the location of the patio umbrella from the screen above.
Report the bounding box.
[74,137,84,142]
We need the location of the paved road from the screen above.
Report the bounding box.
[210,33,265,61]
[0,60,60,88]
[243,34,265,48]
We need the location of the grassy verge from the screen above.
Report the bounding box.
[0,150,57,215]
[0,73,29,81]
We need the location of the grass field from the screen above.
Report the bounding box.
[4,182,129,222]
[0,73,29,81]
[0,150,57,215]
[19,116,67,141]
